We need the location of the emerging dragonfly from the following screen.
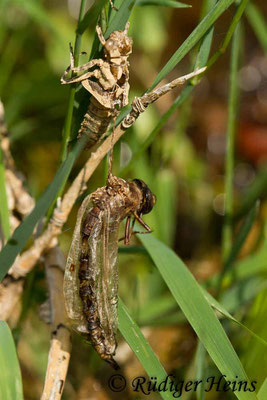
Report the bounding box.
[64,168,156,368]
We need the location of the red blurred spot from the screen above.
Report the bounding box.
[238,123,267,165]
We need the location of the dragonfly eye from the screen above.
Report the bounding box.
[132,179,157,215]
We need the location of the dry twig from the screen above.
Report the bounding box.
[0,277,24,321]
[0,100,35,320]
[0,101,35,217]
[41,246,71,400]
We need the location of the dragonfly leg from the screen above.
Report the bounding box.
[133,212,152,233]
[118,217,136,244]
[124,216,131,245]
[119,214,152,243]
[96,25,106,47]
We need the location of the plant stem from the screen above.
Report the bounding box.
[222,22,241,262]
[0,147,10,240]
[207,0,249,70]
[60,0,87,162]
[246,2,267,53]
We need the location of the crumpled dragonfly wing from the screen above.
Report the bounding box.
[96,207,120,354]
[63,194,92,335]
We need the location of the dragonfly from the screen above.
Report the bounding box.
[64,162,156,368]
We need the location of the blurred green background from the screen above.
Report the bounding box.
[0,0,266,399]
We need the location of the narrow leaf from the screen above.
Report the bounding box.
[218,201,259,291]
[202,288,267,348]
[76,0,107,34]
[246,3,267,53]
[0,321,23,400]
[258,379,267,400]
[222,22,241,261]
[105,0,136,37]
[139,234,257,400]
[195,342,207,400]
[118,298,174,400]
[60,0,88,161]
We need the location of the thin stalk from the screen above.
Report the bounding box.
[234,167,267,220]
[218,201,259,295]
[195,341,207,400]
[206,0,249,70]
[0,147,10,240]
[222,22,241,262]
[246,2,267,53]
[60,0,87,162]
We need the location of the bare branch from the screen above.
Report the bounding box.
[0,100,35,218]
[122,67,206,129]
[5,170,35,216]
[41,247,71,400]
[0,100,35,319]
[0,100,15,171]
[0,277,23,321]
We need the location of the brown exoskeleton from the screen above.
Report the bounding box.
[61,23,132,148]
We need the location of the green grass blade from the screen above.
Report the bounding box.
[246,3,267,53]
[0,148,10,240]
[206,224,267,287]
[118,298,174,400]
[258,379,267,400]
[192,0,216,83]
[202,289,267,348]
[235,167,267,220]
[0,135,87,281]
[220,277,267,315]
[234,248,267,279]
[76,0,107,35]
[105,0,136,37]
[136,0,191,8]
[137,294,178,325]
[222,22,241,261]
[60,0,88,161]
[207,0,249,69]
[139,234,257,400]
[218,201,259,290]
[226,201,259,268]
[150,0,235,90]
[195,342,207,400]
[0,321,23,400]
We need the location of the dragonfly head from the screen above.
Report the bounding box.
[132,179,157,215]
